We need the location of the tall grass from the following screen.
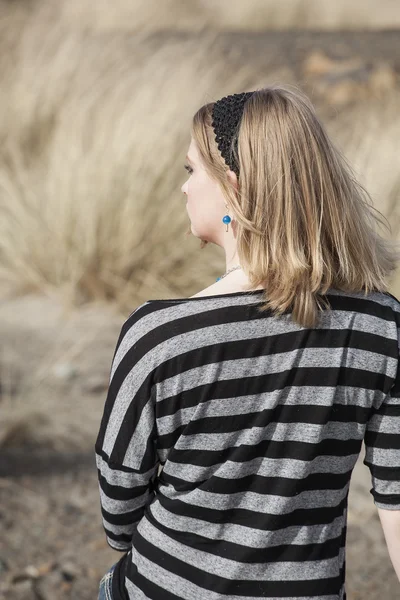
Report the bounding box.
[0,5,399,310]
[0,22,258,308]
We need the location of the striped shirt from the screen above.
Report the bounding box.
[94,287,400,600]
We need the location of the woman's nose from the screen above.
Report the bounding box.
[181,182,187,195]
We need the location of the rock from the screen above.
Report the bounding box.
[37,560,58,576]
[52,362,79,381]
[61,561,79,581]
[24,565,40,579]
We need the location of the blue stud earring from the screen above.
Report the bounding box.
[222,214,231,232]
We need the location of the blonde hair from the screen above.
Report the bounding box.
[188,84,400,328]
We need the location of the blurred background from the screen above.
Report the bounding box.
[0,1,399,598]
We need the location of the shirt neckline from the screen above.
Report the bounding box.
[148,289,266,302]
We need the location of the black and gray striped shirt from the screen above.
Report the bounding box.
[95,287,400,600]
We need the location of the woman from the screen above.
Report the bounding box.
[96,85,400,600]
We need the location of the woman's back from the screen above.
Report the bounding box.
[95,287,400,600]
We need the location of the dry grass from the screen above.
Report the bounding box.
[0,22,253,308]
[0,2,399,311]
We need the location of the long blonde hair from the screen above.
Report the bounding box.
[189,84,400,328]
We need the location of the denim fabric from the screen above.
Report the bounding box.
[98,562,118,600]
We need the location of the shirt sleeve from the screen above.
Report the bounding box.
[363,331,400,511]
[94,306,160,551]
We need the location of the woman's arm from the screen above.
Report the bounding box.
[377,507,400,582]
[94,305,161,551]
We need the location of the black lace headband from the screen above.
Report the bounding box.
[211,91,256,177]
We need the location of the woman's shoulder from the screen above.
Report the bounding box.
[190,279,265,298]
[189,282,220,298]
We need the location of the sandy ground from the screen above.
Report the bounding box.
[0,291,398,599]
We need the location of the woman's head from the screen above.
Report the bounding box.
[183,84,400,328]
[181,135,239,249]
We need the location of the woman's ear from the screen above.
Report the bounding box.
[226,169,238,193]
